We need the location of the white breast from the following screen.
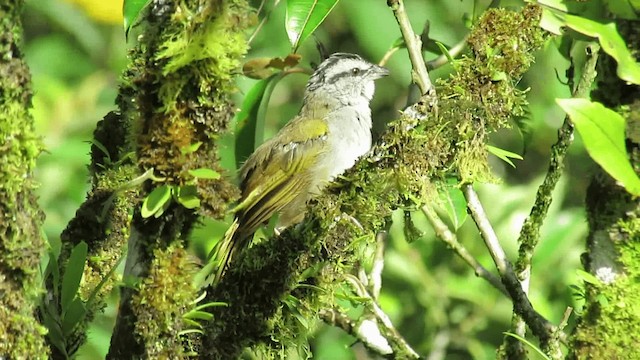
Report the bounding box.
[317,104,373,184]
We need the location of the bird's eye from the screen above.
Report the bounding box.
[351,68,361,75]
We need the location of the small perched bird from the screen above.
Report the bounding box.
[208,53,388,284]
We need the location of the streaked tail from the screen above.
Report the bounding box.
[196,219,241,287]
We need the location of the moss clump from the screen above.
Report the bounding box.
[133,245,199,358]
[134,0,252,219]
[439,4,545,182]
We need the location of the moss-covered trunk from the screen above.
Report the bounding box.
[571,20,640,359]
[102,0,251,358]
[0,0,49,357]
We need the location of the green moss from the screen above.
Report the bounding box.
[439,4,545,183]
[0,2,49,357]
[133,0,251,219]
[572,222,640,359]
[132,245,199,358]
[202,5,549,357]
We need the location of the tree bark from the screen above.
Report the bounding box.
[571,19,640,359]
[0,0,49,358]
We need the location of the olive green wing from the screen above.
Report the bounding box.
[234,116,329,237]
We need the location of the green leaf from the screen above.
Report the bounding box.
[563,14,640,85]
[557,98,640,196]
[175,185,201,209]
[438,179,468,230]
[576,269,602,286]
[604,0,640,19]
[61,241,88,313]
[487,145,523,168]
[503,332,551,360]
[123,0,151,40]
[178,328,204,336]
[41,310,67,357]
[183,310,214,321]
[435,41,455,65]
[286,0,340,52]
[188,168,221,180]
[47,248,61,300]
[234,73,286,168]
[180,142,203,155]
[62,297,87,336]
[141,185,172,218]
[193,301,228,311]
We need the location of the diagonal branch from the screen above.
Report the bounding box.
[422,204,508,296]
[462,184,562,358]
[505,42,600,358]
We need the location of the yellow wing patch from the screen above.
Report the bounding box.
[234,117,329,236]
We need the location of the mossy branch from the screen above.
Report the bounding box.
[202,3,553,358]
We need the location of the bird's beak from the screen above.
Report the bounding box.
[369,64,390,79]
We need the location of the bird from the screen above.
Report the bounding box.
[207,52,389,285]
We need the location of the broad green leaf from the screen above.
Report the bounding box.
[62,297,87,336]
[61,241,88,313]
[438,179,468,230]
[234,73,287,168]
[563,14,640,85]
[188,168,221,180]
[487,145,523,168]
[175,185,201,209]
[123,0,151,40]
[42,310,67,356]
[286,0,340,51]
[539,8,565,35]
[141,185,172,218]
[557,98,640,196]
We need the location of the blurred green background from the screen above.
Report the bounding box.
[25,0,592,358]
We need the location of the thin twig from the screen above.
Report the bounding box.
[319,308,393,356]
[462,184,561,357]
[387,0,434,97]
[379,46,400,67]
[345,275,420,358]
[248,0,282,45]
[421,204,508,296]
